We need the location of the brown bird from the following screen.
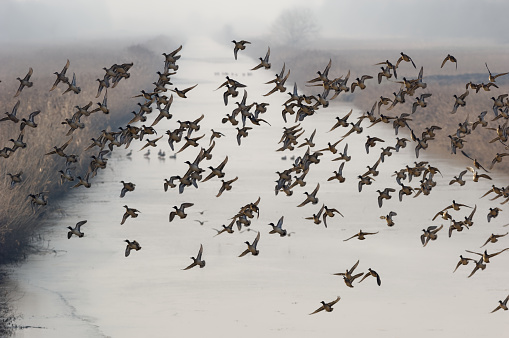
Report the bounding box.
[124,239,141,257]
[480,233,508,248]
[453,255,475,272]
[449,169,467,186]
[432,200,472,220]
[327,162,346,183]
[485,62,508,82]
[232,40,250,60]
[487,207,502,223]
[377,188,396,208]
[397,52,416,68]
[183,244,205,270]
[450,90,469,114]
[6,171,23,189]
[441,54,457,69]
[121,205,140,225]
[216,177,238,197]
[465,248,509,263]
[333,259,363,288]
[461,151,489,173]
[305,204,326,226]
[380,211,397,227]
[120,181,136,198]
[169,203,194,222]
[139,135,163,151]
[62,72,81,95]
[489,153,509,170]
[466,166,492,182]
[67,220,87,239]
[343,230,378,241]
[297,183,320,207]
[239,231,261,257]
[491,295,509,313]
[19,109,41,130]
[50,59,70,91]
[328,109,353,132]
[322,205,343,228]
[1,100,22,124]
[170,84,198,98]
[358,268,382,286]
[177,134,205,153]
[467,257,486,278]
[251,47,270,70]
[421,225,443,247]
[350,75,373,93]
[309,296,341,315]
[14,67,33,97]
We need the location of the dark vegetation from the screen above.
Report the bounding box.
[0,36,173,333]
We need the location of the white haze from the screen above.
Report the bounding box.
[1,0,509,46]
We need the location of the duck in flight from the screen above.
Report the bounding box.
[485,62,508,82]
[14,67,33,97]
[67,220,87,239]
[343,230,379,241]
[124,239,141,257]
[183,244,205,270]
[441,54,457,69]
[239,231,260,257]
[232,40,250,60]
[309,296,341,315]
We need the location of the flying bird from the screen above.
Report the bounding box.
[170,84,198,98]
[491,295,509,313]
[183,244,206,270]
[50,59,70,91]
[239,231,261,257]
[441,54,457,69]
[124,239,141,257]
[67,220,87,239]
[251,47,271,70]
[232,40,250,60]
[14,67,33,97]
[343,230,379,241]
[485,62,508,82]
[309,296,341,315]
[268,216,287,237]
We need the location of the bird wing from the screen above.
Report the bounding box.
[309,305,325,315]
[238,248,250,257]
[197,244,203,260]
[328,296,341,307]
[183,261,197,270]
[349,260,360,274]
[253,232,261,247]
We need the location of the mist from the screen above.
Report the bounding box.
[1,0,508,48]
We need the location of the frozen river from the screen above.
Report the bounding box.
[10,36,509,337]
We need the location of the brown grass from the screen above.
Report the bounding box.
[0,39,170,262]
[0,37,175,334]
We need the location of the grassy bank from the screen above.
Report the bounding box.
[0,36,174,333]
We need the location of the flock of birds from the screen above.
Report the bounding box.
[2,39,509,316]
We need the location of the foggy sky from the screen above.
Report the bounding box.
[1,0,508,47]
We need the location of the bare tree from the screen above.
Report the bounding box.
[270,8,320,45]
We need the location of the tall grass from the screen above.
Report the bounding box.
[0,37,172,333]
